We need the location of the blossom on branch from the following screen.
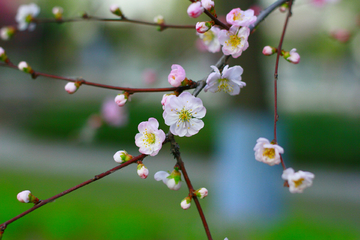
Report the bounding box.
[282,168,315,193]
[168,64,186,87]
[196,22,211,34]
[114,92,129,107]
[154,169,182,190]
[0,27,16,41]
[187,2,204,18]
[163,92,206,137]
[284,48,300,64]
[113,150,133,163]
[110,5,123,17]
[262,46,277,56]
[195,188,208,199]
[64,82,79,94]
[16,3,40,31]
[218,25,250,58]
[197,26,221,53]
[18,61,33,74]
[137,163,149,179]
[52,6,63,20]
[201,0,215,10]
[226,8,257,27]
[135,118,165,156]
[17,190,39,204]
[254,138,284,166]
[180,197,192,210]
[204,65,245,95]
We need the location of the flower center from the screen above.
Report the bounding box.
[233,12,243,21]
[217,78,233,93]
[144,132,156,144]
[263,148,275,159]
[203,31,214,43]
[178,108,192,122]
[293,178,304,188]
[226,34,241,49]
[25,14,33,23]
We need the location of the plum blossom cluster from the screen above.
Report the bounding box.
[254,138,314,193]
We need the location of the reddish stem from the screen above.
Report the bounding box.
[273,0,294,142]
[168,134,213,240]
[0,153,147,232]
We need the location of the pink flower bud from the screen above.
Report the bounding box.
[330,29,351,43]
[196,187,208,199]
[161,93,175,109]
[196,22,211,34]
[201,0,214,10]
[180,197,191,210]
[168,64,186,87]
[17,190,39,204]
[64,82,79,94]
[137,163,149,179]
[114,93,128,107]
[262,46,276,56]
[187,2,204,18]
[286,48,300,64]
[110,5,123,17]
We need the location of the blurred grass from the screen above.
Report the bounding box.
[1,167,360,240]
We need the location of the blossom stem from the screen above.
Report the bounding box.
[0,62,197,93]
[168,133,213,240]
[274,0,294,142]
[31,16,195,30]
[0,153,147,232]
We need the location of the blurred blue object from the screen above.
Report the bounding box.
[212,109,286,224]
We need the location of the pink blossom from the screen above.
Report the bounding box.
[197,26,221,53]
[330,29,351,43]
[286,48,300,64]
[218,25,250,58]
[168,64,186,87]
[101,98,128,127]
[196,22,211,34]
[64,82,78,94]
[187,2,204,18]
[201,0,214,10]
[135,118,165,156]
[161,93,175,109]
[137,163,149,179]
[226,8,257,27]
[142,68,158,85]
[262,46,276,56]
[114,93,128,107]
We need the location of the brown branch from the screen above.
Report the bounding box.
[0,153,147,233]
[273,0,294,142]
[168,133,213,240]
[0,62,198,94]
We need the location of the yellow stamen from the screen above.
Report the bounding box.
[263,148,275,159]
[293,178,304,188]
[178,108,192,122]
[217,78,234,93]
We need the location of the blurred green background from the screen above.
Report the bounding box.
[1,0,360,239]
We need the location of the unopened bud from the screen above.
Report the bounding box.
[0,47,8,62]
[18,61,33,73]
[64,82,80,94]
[0,26,16,41]
[262,46,277,56]
[110,5,123,18]
[113,150,133,163]
[195,187,208,199]
[180,197,191,210]
[52,6,63,20]
[137,163,149,179]
[154,15,164,25]
[279,3,288,12]
[17,190,40,204]
[114,92,130,107]
[196,21,212,34]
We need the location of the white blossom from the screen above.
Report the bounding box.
[197,26,221,53]
[204,65,245,95]
[163,92,206,137]
[218,25,250,58]
[282,168,315,193]
[16,3,40,31]
[154,170,181,190]
[254,137,284,166]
